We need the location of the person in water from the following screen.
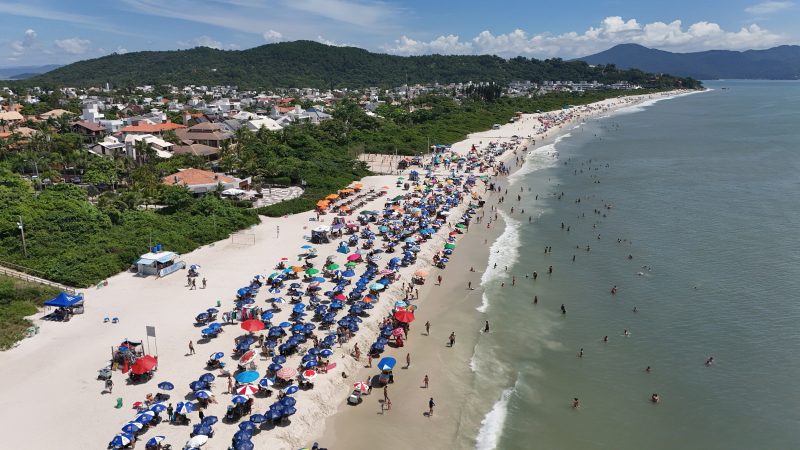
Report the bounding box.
[705,356,714,366]
[484,321,490,333]
[572,398,580,409]
[651,393,660,403]
[560,304,567,314]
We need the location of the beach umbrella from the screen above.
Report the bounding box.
[235,371,260,383]
[260,311,274,321]
[302,369,317,380]
[194,390,212,400]
[310,276,326,283]
[276,367,297,380]
[157,381,174,391]
[149,403,167,413]
[444,243,456,249]
[175,401,196,414]
[369,283,385,291]
[301,245,314,249]
[394,310,415,323]
[414,269,429,277]
[235,441,255,450]
[209,351,224,360]
[232,395,250,404]
[234,430,253,442]
[236,384,258,396]
[394,300,408,308]
[392,327,405,337]
[281,396,297,407]
[239,421,257,432]
[199,372,216,383]
[201,416,218,426]
[284,385,300,395]
[186,434,209,448]
[305,268,320,275]
[121,421,142,433]
[146,436,166,447]
[341,269,356,278]
[282,406,297,417]
[279,321,291,328]
[377,357,397,371]
[353,381,369,391]
[326,263,340,270]
[249,413,267,424]
[319,349,333,358]
[456,223,466,229]
[110,433,134,449]
[241,319,265,332]
[239,350,256,365]
[259,377,276,388]
[272,355,286,364]
[192,424,213,436]
[346,254,361,262]
[130,355,157,375]
[189,380,208,391]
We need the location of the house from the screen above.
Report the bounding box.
[124,134,174,159]
[0,110,25,124]
[162,168,246,194]
[120,121,185,135]
[171,143,220,160]
[39,109,73,120]
[90,136,126,157]
[175,122,232,148]
[71,120,107,143]
[246,117,282,131]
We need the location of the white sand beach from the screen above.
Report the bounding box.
[0,90,689,450]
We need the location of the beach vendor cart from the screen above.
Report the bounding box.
[134,250,185,278]
[377,357,396,385]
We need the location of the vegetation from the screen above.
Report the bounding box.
[0,275,60,350]
[20,41,701,89]
[0,164,259,287]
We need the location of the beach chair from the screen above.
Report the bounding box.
[112,317,119,323]
[115,398,123,409]
[104,317,109,323]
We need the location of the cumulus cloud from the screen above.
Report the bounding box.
[10,28,38,54]
[745,1,795,14]
[317,35,351,47]
[382,16,785,58]
[263,29,283,42]
[55,37,91,54]
[192,35,223,49]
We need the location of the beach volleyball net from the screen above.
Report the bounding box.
[231,231,256,246]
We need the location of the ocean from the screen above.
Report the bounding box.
[467,81,800,450]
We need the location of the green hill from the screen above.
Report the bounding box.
[26,40,699,89]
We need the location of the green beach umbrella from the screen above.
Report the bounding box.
[455,223,467,229]
[306,268,320,275]
[326,263,340,270]
[269,272,279,278]
[345,261,357,268]
[444,243,456,249]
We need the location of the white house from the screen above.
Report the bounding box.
[246,117,282,131]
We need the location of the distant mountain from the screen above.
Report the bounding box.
[579,44,800,80]
[0,64,61,80]
[21,41,699,89]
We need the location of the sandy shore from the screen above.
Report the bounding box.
[0,90,691,450]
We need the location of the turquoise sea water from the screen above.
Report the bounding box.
[470,81,800,450]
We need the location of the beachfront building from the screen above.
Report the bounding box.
[175,122,233,148]
[134,250,184,277]
[162,167,248,195]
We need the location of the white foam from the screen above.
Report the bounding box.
[509,141,561,181]
[612,90,706,116]
[475,377,519,450]
[469,343,480,372]
[480,211,520,287]
[476,292,489,313]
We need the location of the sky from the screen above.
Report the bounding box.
[0,0,798,67]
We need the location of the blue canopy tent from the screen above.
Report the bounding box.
[44,292,84,308]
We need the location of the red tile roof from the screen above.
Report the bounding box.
[162,168,235,187]
[121,121,186,133]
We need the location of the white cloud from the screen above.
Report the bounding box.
[116,47,129,54]
[55,38,91,54]
[0,2,93,25]
[316,36,351,47]
[192,35,223,49]
[745,1,795,14]
[383,16,786,58]
[9,28,38,53]
[263,30,283,42]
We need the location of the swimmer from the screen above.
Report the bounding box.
[705,356,714,366]
[645,366,651,373]
[603,336,608,342]
[650,393,660,403]
[623,329,629,337]
[572,398,580,409]
[560,304,566,314]
[533,296,538,305]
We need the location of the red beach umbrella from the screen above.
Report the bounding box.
[353,381,369,391]
[394,310,415,323]
[346,254,361,262]
[236,384,258,396]
[302,369,317,380]
[276,367,297,380]
[239,350,256,364]
[334,294,347,301]
[392,328,405,337]
[131,355,158,375]
[241,319,265,332]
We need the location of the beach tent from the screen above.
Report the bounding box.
[44,292,84,308]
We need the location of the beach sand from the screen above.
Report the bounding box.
[0,90,690,450]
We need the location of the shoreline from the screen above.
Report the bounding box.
[0,89,695,450]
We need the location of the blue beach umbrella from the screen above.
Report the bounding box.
[282,406,297,417]
[231,395,249,404]
[272,355,286,364]
[121,422,142,433]
[260,311,274,320]
[319,349,333,357]
[239,421,257,432]
[135,411,155,423]
[146,436,166,447]
[157,381,174,391]
[249,413,267,424]
[233,430,253,441]
[235,371,260,383]
[281,396,297,406]
[268,363,282,372]
[199,373,215,383]
[209,351,224,360]
[192,424,213,436]
[189,380,208,391]
[284,385,299,395]
[109,433,134,448]
[279,321,291,328]
[235,441,255,450]
[149,403,167,413]
[259,377,276,388]
[194,390,212,400]
[201,416,218,426]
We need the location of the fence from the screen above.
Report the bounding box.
[0,260,77,294]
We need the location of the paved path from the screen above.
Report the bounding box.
[252,186,304,208]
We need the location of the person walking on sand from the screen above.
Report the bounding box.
[383,385,389,402]
[437,275,442,285]
[228,375,234,394]
[425,321,430,335]
[105,378,113,393]
[449,332,456,347]
[367,354,372,368]
[188,340,195,355]
[428,397,436,416]
[423,375,429,389]
[202,277,207,289]
[406,353,411,368]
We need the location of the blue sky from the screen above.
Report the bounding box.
[1,0,798,67]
